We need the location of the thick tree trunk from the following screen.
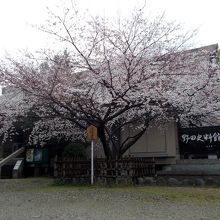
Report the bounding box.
[98,122,146,160]
[98,123,122,159]
[97,125,111,159]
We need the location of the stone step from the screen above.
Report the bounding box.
[162,160,220,175]
[158,170,220,176]
[1,158,24,178]
[176,159,220,165]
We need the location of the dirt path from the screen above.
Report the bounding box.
[0,178,219,220]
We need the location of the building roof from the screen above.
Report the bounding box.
[187,43,218,53]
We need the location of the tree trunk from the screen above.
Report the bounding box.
[97,125,111,159]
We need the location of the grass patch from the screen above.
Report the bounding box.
[135,186,220,202]
[52,178,134,188]
[37,179,220,200]
[51,180,220,202]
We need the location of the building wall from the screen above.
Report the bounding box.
[94,121,179,164]
[124,121,178,164]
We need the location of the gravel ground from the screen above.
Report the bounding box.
[0,178,220,220]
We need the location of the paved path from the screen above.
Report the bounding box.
[0,178,219,220]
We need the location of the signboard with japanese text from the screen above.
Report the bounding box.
[86,125,98,140]
[179,126,220,158]
[26,149,34,162]
[25,147,49,163]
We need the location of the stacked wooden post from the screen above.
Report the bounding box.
[54,156,155,182]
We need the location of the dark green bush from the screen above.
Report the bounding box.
[63,142,87,158]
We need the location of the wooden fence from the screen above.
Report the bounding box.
[54,157,155,182]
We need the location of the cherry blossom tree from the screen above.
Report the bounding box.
[0,8,219,159]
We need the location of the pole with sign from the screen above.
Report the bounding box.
[86,125,97,185]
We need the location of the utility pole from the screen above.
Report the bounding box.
[86,125,97,185]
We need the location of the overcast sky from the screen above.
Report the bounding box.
[0,0,219,57]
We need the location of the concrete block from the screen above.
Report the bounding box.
[182,179,194,186]
[167,178,181,186]
[137,177,144,185]
[206,178,218,186]
[143,177,155,185]
[195,178,205,187]
[156,177,166,186]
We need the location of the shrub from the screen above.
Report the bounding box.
[63,142,87,158]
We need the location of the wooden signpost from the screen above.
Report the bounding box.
[86,125,98,185]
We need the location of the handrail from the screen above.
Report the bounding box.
[0,147,25,167]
